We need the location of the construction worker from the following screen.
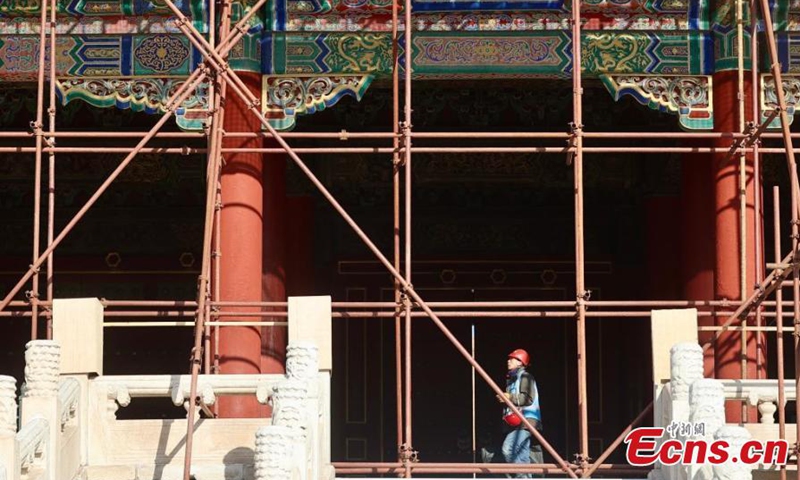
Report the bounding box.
[497,348,543,478]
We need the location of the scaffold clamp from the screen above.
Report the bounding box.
[399,288,414,309]
[572,452,592,467]
[399,443,419,464]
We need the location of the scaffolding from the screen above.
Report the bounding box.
[1,0,800,479]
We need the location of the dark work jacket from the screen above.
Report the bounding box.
[505,368,542,431]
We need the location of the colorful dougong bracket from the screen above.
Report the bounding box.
[261,74,373,130]
[600,74,714,131]
[761,74,800,129]
[56,78,210,130]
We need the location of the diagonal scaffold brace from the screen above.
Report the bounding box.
[160,0,580,478]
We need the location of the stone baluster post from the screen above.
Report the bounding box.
[686,379,725,480]
[757,401,777,424]
[712,426,754,480]
[0,376,18,480]
[670,343,704,420]
[285,343,321,479]
[20,340,61,480]
[661,343,704,480]
[255,425,303,480]
[271,379,313,480]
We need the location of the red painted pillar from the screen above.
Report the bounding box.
[681,141,716,377]
[262,139,287,379]
[218,72,264,418]
[712,71,765,421]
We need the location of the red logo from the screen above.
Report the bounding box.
[624,426,789,466]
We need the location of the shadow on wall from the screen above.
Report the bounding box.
[224,446,256,479]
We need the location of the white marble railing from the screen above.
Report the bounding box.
[1,297,335,480]
[95,374,283,415]
[58,378,80,431]
[720,379,797,424]
[16,417,49,476]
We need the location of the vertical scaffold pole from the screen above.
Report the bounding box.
[571,0,589,469]
[391,0,404,461]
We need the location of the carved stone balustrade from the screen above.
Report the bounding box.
[16,417,49,478]
[719,380,798,424]
[58,378,79,432]
[93,374,283,418]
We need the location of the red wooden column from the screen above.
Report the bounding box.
[712,71,764,421]
[680,140,716,377]
[262,139,288,380]
[218,72,264,417]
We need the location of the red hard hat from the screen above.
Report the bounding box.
[508,349,530,366]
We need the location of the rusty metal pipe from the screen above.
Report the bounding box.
[752,0,763,377]
[181,0,245,470]
[210,299,741,308]
[331,462,648,475]
[735,0,749,421]
[755,4,800,478]
[30,0,50,339]
[572,0,589,467]
[46,0,57,339]
[202,0,221,379]
[5,309,795,320]
[0,130,763,139]
[773,186,788,480]
[391,0,404,456]
[0,146,789,155]
[402,0,413,467]
[331,461,639,470]
[13,297,799,309]
[172,4,271,476]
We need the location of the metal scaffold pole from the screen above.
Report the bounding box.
[773,186,787,480]
[750,0,764,380]
[402,0,414,469]
[391,0,404,463]
[45,0,57,339]
[30,0,49,340]
[735,0,749,422]
[571,0,590,469]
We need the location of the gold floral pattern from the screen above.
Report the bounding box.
[134,35,189,73]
